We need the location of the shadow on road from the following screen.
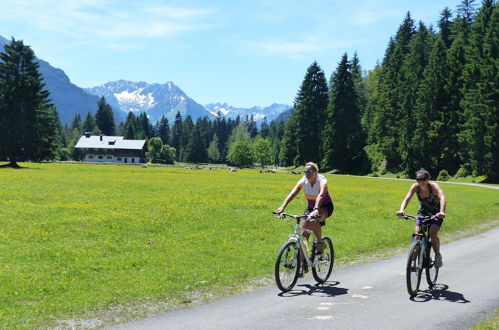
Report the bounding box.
[411,284,470,303]
[278,281,349,298]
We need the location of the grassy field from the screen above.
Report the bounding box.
[0,163,498,328]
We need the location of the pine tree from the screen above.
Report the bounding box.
[82,112,98,134]
[180,115,194,162]
[170,111,183,161]
[321,53,364,172]
[281,62,328,166]
[372,13,416,171]
[157,115,170,145]
[123,112,137,139]
[95,96,116,136]
[398,22,433,174]
[0,39,60,166]
[260,117,270,138]
[459,0,498,179]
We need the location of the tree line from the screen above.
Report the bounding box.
[0,0,497,181]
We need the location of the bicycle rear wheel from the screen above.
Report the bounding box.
[406,241,423,297]
[275,241,300,292]
[312,236,334,283]
[425,246,439,287]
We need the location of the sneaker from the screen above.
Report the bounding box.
[315,241,324,254]
[435,253,443,268]
[298,267,304,278]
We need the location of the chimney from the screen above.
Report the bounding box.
[100,135,103,141]
[85,132,91,138]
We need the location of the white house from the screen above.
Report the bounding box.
[75,134,147,164]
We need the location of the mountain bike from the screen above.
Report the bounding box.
[272,212,334,292]
[400,214,439,297]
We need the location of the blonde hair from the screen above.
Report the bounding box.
[305,162,319,172]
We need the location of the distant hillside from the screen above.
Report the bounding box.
[0,36,102,124]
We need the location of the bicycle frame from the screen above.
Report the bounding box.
[278,213,318,268]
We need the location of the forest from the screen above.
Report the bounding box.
[0,0,497,181]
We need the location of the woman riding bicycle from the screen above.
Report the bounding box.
[396,168,446,268]
[275,162,334,262]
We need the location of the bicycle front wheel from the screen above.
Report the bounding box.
[312,236,334,283]
[275,241,300,292]
[406,241,423,297]
[425,246,439,287]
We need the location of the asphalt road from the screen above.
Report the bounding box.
[110,225,499,330]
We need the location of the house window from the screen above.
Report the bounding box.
[117,157,122,161]
[88,155,94,159]
[98,156,103,159]
[132,158,135,163]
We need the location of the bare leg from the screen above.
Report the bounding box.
[429,225,441,254]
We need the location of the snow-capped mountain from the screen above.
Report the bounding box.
[1,35,292,126]
[85,80,212,124]
[204,103,291,125]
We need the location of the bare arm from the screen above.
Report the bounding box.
[310,184,328,217]
[276,184,302,213]
[431,182,446,218]
[396,184,418,216]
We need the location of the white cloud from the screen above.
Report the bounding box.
[0,1,215,44]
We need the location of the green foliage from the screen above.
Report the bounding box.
[227,140,254,167]
[0,38,60,165]
[95,96,116,136]
[252,137,273,168]
[437,169,450,181]
[322,53,365,172]
[282,62,328,166]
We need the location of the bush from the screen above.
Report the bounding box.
[437,169,450,181]
[455,166,469,178]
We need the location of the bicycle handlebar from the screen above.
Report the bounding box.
[398,214,438,222]
[272,211,319,221]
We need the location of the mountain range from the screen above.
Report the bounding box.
[0,35,291,126]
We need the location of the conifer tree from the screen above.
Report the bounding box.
[459,0,498,179]
[260,117,270,138]
[372,13,416,170]
[82,112,98,134]
[398,22,433,174]
[281,62,328,166]
[95,96,116,136]
[0,39,60,166]
[321,54,364,172]
[123,112,137,139]
[156,115,170,145]
[170,111,183,161]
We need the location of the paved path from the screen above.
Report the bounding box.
[110,225,499,330]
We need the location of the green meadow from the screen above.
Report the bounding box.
[0,163,498,328]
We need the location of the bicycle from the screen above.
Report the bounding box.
[400,214,439,297]
[272,212,334,292]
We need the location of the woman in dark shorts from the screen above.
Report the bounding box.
[396,168,447,268]
[275,162,334,258]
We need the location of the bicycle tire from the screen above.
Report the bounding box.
[406,241,423,297]
[275,241,300,292]
[312,236,334,283]
[425,246,439,287]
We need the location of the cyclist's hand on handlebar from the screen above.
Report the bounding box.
[310,209,320,218]
[396,210,405,217]
[436,212,445,219]
[274,207,286,218]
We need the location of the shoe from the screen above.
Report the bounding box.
[435,253,443,268]
[298,267,304,278]
[315,241,324,254]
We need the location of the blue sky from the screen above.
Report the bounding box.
[0,0,462,108]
